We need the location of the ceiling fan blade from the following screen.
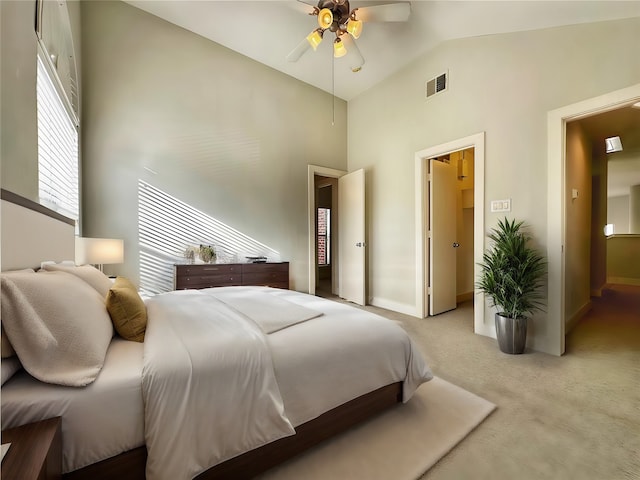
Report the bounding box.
[291,0,318,15]
[286,37,312,63]
[355,2,411,22]
[342,35,365,72]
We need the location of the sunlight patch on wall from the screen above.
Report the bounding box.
[138,180,280,295]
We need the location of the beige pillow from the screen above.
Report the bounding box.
[42,263,112,298]
[1,326,16,358]
[1,270,114,387]
[106,277,147,343]
[1,269,35,358]
[1,356,22,385]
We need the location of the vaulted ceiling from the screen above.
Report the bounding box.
[123,1,640,198]
[124,1,640,100]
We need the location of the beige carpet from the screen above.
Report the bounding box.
[259,377,495,480]
[311,285,640,480]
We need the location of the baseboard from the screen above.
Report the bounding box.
[606,276,640,286]
[590,285,605,297]
[456,291,474,304]
[369,297,419,317]
[566,301,592,334]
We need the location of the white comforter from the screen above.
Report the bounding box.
[143,286,432,480]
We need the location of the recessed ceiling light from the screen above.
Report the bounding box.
[605,136,623,153]
[633,102,640,109]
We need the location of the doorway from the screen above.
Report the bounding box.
[307,165,346,296]
[415,132,488,337]
[428,149,475,316]
[563,103,640,338]
[315,176,337,296]
[547,82,640,355]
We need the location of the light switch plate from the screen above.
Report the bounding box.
[491,199,511,213]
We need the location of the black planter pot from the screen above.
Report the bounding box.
[495,313,527,354]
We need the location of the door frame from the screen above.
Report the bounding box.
[415,132,488,337]
[546,83,640,356]
[308,165,347,295]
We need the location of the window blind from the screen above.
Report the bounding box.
[37,54,79,225]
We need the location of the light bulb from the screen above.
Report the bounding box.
[347,18,362,39]
[317,8,333,30]
[306,29,323,50]
[333,38,347,58]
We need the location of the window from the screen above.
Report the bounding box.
[37,53,79,226]
[317,207,331,266]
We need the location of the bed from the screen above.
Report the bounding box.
[0,190,433,480]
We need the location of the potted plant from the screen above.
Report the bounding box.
[199,244,216,264]
[477,218,546,354]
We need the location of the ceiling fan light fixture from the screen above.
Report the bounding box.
[306,29,324,51]
[317,8,334,30]
[346,17,363,39]
[333,37,347,58]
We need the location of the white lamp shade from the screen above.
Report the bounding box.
[75,237,124,265]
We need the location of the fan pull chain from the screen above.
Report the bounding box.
[332,54,335,126]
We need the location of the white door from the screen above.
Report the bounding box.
[339,169,366,305]
[429,159,457,315]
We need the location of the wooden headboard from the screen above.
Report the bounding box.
[1,189,75,271]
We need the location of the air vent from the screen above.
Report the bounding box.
[425,72,448,99]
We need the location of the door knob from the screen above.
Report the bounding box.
[452,242,460,248]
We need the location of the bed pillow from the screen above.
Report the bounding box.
[1,356,22,385]
[0,270,114,387]
[1,326,16,358]
[1,269,35,358]
[106,277,147,343]
[41,263,112,298]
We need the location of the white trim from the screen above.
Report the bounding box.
[308,165,347,295]
[414,132,487,337]
[547,83,640,356]
[37,41,78,127]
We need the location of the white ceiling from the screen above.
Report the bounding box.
[124,0,640,101]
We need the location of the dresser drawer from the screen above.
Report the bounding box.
[174,264,242,290]
[241,263,288,275]
[241,263,288,289]
[176,264,240,276]
[176,274,241,289]
[174,262,289,290]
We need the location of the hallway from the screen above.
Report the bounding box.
[566,284,640,355]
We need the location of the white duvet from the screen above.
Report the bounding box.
[143,286,433,480]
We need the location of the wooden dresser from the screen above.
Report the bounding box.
[174,262,289,290]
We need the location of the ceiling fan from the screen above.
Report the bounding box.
[287,0,411,72]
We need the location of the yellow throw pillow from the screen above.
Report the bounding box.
[106,277,147,343]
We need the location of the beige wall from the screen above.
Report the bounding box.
[80,1,347,289]
[348,18,640,354]
[608,195,630,233]
[565,122,592,327]
[590,152,607,296]
[607,235,640,285]
[1,1,38,200]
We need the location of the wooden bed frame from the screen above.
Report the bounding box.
[63,382,402,480]
[1,190,404,479]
